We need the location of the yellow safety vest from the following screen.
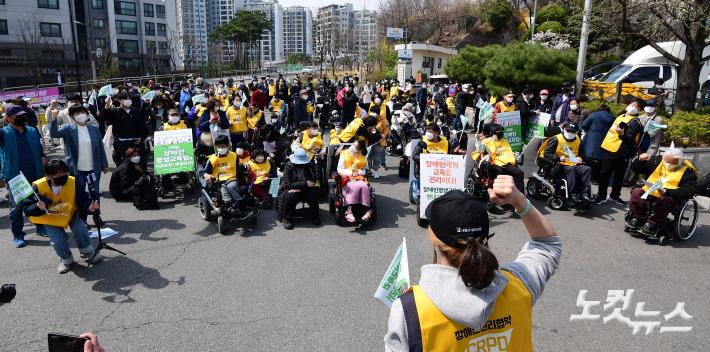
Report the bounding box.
[329,133,341,146]
[484,138,516,166]
[268,84,276,96]
[537,137,551,160]
[423,136,449,154]
[301,131,324,159]
[227,106,248,133]
[409,270,533,352]
[247,110,263,130]
[339,150,367,171]
[270,99,284,113]
[306,102,315,113]
[446,97,457,115]
[554,134,581,166]
[390,86,399,98]
[644,160,696,198]
[163,121,187,131]
[208,152,238,181]
[601,114,639,153]
[338,118,364,143]
[194,104,207,118]
[29,177,77,229]
[247,159,271,184]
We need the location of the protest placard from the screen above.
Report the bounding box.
[524,113,551,143]
[497,111,523,152]
[8,172,35,204]
[373,238,410,308]
[153,129,195,175]
[419,154,466,218]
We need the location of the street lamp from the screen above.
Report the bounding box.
[68,0,83,96]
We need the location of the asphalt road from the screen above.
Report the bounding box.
[0,152,708,351]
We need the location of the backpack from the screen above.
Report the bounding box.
[133,175,160,210]
[399,157,410,178]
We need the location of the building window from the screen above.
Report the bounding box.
[117,39,139,53]
[93,18,105,29]
[0,19,7,35]
[118,58,139,71]
[39,22,62,37]
[144,22,154,35]
[43,50,64,62]
[146,40,156,54]
[114,1,136,16]
[38,0,59,9]
[437,58,442,69]
[94,38,105,49]
[156,4,165,18]
[0,0,5,4]
[116,20,137,34]
[91,0,103,9]
[156,23,166,36]
[143,3,153,17]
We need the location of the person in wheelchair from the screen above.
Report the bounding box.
[626,147,698,237]
[337,140,374,223]
[292,121,325,160]
[279,148,321,230]
[412,123,449,177]
[160,109,189,192]
[202,136,253,216]
[247,149,272,206]
[337,114,377,144]
[479,124,524,194]
[542,122,593,204]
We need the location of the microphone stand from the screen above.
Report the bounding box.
[87,173,125,268]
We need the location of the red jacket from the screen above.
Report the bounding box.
[250,89,267,110]
[336,87,346,108]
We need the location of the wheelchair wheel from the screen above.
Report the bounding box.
[547,195,566,210]
[198,196,214,221]
[525,178,543,199]
[465,173,477,196]
[408,181,417,205]
[217,215,228,235]
[673,199,699,241]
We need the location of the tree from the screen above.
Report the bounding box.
[210,10,271,69]
[286,53,307,65]
[15,18,71,84]
[445,45,500,84]
[617,0,710,111]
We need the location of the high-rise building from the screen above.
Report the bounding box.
[283,6,312,57]
[353,9,377,63]
[237,0,283,64]
[176,0,208,69]
[207,0,238,63]
[315,4,354,59]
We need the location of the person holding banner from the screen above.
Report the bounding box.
[384,176,560,352]
[626,147,698,237]
[1,105,45,247]
[543,123,593,203]
[493,92,516,123]
[22,160,102,274]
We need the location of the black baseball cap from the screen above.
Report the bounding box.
[564,122,580,132]
[425,190,490,248]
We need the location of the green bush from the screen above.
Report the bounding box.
[480,0,513,32]
[537,4,567,24]
[537,21,565,34]
[445,45,501,84]
[666,111,710,147]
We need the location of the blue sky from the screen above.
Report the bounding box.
[277,0,378,12]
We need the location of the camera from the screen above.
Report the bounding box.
[0,284,16,303]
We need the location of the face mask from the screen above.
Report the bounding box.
[236,148,244,156]
[644,106,656,114]
[505,97,514,103]
[83,103,90,109]
[130,156,141,164]
[540,95,548,100]
[664,161,677,171]
[254,157,265,164]
[169,115,180,124]
[436,121,443,127]
[569,104,578,111]
[563,131,577,140]
[626,106,639,115]
[309,128,318,136]
[155,104,163,109]
[183,88,189,92]
[217,147,229,156]
[12,115,26,127]
[349,145,358,154]
[52,175,69,186]
[301,95,308,100]
[74,114,88,124]
[425,132,435,141]
[233,100,242,107]
[122,100,133,108]
[374,98,382,104]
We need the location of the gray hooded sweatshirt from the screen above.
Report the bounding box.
[384,236,562,351]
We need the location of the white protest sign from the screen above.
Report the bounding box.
[8,172,35,204]
[419,154,466,218]
[374,238,410,308]
[641,178,665,200]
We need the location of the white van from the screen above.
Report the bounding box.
[595,41,710,107]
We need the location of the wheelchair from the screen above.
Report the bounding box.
[196,160,259,235]
[325,144,377,227]
[624,194,701,245]
[464,155,495,210]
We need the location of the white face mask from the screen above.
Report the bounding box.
[505,97,514,103]
[425,132,435,141]
[664,161,677,171]
[122,100,133,108]
[569,104,578,111]
[217,147,229,156]
[436,121,443,127]
[563,131,577,140]
[626,105,639,115]
[130,156,140,164]
[74,113,88,124]
[301,95,308,100]
[540,95,548,100]
[254,157,265,164]
[644,106,656,114]
[169,115,180,124]
[51,185,63,194]
[233,101,241,107]
[236,148,244,156]
[349,145,358,154]
[309,128,318,136]
[374,98,382,105]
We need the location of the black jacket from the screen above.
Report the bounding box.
[631,156,697,201]
[516,97,536,122]
[109,159,144,201]
[341,93,358,120]
[290,98,308,126]
[103,107,148,140]
[534,98,552,114]
[281,161,319,191]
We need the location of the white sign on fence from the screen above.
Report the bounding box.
[386,27,404,39]
[419,154,466,218]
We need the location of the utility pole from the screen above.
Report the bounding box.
[575,0,592,97]
[68,0,83,96]
[530,0,538,41]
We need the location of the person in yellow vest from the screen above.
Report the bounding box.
[246,105,264,143]
[493,92,516,123]
[247,149,272,204]
[595,101,644,205]
[22,160,102,274]
[337,139,373,223]
[385,176,560,351]
[337,115,371,144]
[412,124,450,180]
[627,147,698,238]
[480,124,524,194]
[203,135,252,215]
[269,96,286,126]
[163,109,188,131]
[227,95,248,147]
[542,123,593,203]
[267,79,277,99]
[293,122,324,160]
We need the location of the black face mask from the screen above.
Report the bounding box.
[12,115,27,127]
[52,175,69,186]
[496,131,504,139]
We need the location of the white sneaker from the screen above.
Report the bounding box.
[372,170,380,179]
[57,262,73,274]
